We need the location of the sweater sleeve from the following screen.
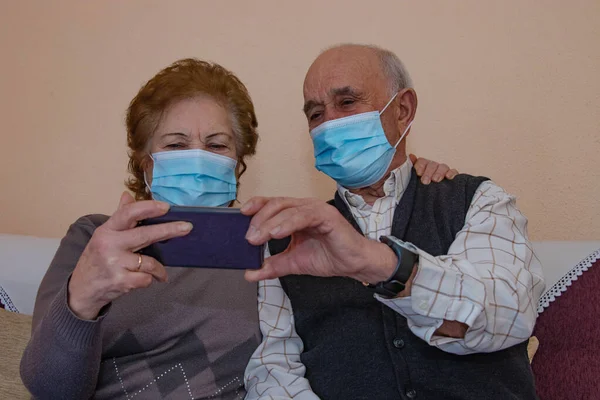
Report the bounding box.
[20,215,109,399]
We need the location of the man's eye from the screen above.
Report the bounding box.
[341,98,355,106]
[309,112,322,121]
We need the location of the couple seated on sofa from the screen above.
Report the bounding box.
[20,44,544,400]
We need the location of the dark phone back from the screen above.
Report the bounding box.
[139,206,263,269]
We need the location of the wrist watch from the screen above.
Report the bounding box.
[365,236,419,298]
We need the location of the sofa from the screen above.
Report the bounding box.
[1,233,599,399]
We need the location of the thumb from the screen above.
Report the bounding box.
[409,153,418,164]
[244,252,298,282]
[118,191,136,209]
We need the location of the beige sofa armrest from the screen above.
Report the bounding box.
[0,308,33,399]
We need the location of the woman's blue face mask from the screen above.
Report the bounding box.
[146,149,237,207]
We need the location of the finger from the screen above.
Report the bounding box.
[246,204,319,245]
[421,161,439,185]
[245,197,310,241]
[244,252,300,282]
[266,205,328,241]
[121,221,193,252]
[432,163,450,183]
[118,191,136,209]
[245,264,275,282]
[240,196,271,215]
[106,200,171,231]
[121,271,154,291]
[412,157,429,177]
[409,153,418,165]
[124,253,168,283]
[446,168,459,179]
[140,255,168,283]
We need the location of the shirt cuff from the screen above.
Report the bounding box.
[376,249,485,345]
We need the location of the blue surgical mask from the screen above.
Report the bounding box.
[310,93,413,189]
[146,149,237,207]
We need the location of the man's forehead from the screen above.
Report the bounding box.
[303,47,384,100]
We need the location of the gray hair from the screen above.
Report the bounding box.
[323,43,414,95]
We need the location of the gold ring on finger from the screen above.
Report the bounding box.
[136,253,143,271]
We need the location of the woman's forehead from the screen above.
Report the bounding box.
[156,96,233,137]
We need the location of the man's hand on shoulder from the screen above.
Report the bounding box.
[410,154,458,185]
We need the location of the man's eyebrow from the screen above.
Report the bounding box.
[303,86,365,115]
[303,100,322,116]
[330,86,362,97]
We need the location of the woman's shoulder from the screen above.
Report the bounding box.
[71,214,110,230]
[58,214,110,250]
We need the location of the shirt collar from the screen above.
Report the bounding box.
[337,158,413,210]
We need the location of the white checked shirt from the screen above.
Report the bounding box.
[244,160,545,399]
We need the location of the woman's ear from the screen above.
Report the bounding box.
[141,154,154,187]
[235,158,247,181]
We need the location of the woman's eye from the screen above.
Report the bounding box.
[208,143,227,150]
[165,143,184,149]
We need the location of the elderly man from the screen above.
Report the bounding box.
[243,44,544,400]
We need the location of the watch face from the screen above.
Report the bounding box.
[388,236,418,255]
[402,242,418,254]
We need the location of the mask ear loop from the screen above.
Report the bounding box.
[380,92,414,149]
[393,120,413,149]
[380,92,399,115]
[144,153,155,199]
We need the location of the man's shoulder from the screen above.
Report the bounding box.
[420,171,488,185]
[412,172,490,217]
[415,172,489,195]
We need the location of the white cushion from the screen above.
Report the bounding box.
[0,234,60,315]
[532,241,600,290]
[0,230,598,316]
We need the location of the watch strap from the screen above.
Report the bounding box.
[366,236,418,298]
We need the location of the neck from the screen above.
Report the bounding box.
[348,152,407,206]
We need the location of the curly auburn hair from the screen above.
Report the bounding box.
[125,58,259,199]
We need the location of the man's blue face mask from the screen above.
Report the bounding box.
[310,93,413,189]
[145,149,237,207]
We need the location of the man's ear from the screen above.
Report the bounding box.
[396,88,418,133]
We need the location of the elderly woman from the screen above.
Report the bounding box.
[20,58,455,400]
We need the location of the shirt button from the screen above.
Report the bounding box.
[406,389,417,398]
[393,338,405,349]
[375,215,383,224]
[419,300,429,311]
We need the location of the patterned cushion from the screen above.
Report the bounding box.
[0,285,18,312]
[532,249,600,400]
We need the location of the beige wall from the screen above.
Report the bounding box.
[1,0,598,240]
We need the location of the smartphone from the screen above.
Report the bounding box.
[138,206,264,270]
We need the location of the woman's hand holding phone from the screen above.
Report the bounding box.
[68,192,192,320]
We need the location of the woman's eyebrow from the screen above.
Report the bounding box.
[160,132,190,139]
[204,132,231,140]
